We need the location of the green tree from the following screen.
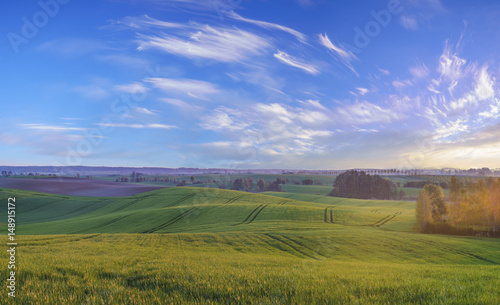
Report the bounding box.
[423,184,447,223]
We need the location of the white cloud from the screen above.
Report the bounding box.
[97,123,176,129]
[114,15,183,30]
[134,107,156,115]
[378,67,390,76]
[299,110,329,124]
[475,66,495,101]
[479,99,500,119]
[438,42,467,83]
[450,93,476,110]
[274,50,320,75]
[409,64,430,79]
[146,77,218,97]
[226,11,307,43]
[336,101,403,124]
[392,79,412,88]
[199,108,249,131]
[400,16,418,30]
[318,33,358,76]
[19,124,86,131]
[356,88,369,96]
[433,118,469,141]
[136,22,270,63]
[298,99,328,110]
[255,103,295,124]
[160,98,201,111]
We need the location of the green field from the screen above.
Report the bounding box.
[1,187,499,304]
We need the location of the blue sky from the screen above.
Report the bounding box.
[1,0,499,169]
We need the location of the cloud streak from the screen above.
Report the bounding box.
[135,20,270,63]
[274,50,320,75]
[318,33,358,76]
[226,11,307,43]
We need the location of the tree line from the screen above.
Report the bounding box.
[416,176,500,236]
[329,170,403,200]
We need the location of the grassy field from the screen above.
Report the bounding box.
[1,187,499,304]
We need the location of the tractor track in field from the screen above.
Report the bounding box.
[225,194,245,204]
[376,212,402,227]
[324,206,335,223]
[246,205,267,224]
[143,207,201,233]
[263,234,320,260]
[416,239,499,265]
[21,199,66,213]
[109,199,142,213]
[74,215,131,233]
[108,195,154,213]
[233,205,264,226]
[164,193,197,208]
[33,201,103,222]
[22,234,101,246]
[277,200,290,206]
[278,235,328,258]
[372,212,402,227]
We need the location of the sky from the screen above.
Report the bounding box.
[1,0,499,170]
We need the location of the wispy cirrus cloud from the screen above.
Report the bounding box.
[400,16,418,30]
[161,98,202,112]
[226,11,307,43]
[132,18,271,63]
[318,33,358,76]
[336,101,404,125]
[146,77,218,97]
[96,123,177,129]
[392,79,412,88]
[409,64,430,79]
[200,107,249,131]
[274,50,320,75]
[298,99,328,110]
[114,14,183,30]
[19,124,87,131]
[475,66,495,101]
[437,41,469,84]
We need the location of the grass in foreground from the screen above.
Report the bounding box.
[1,187,499,304]
[1,233,499,304]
